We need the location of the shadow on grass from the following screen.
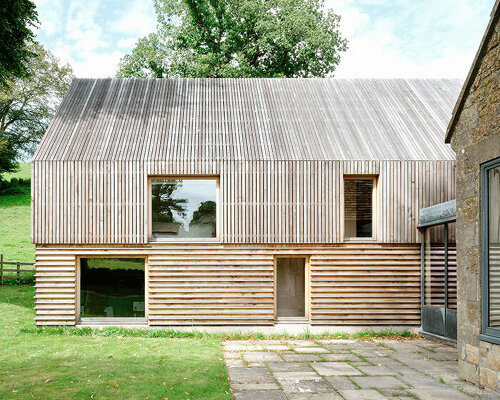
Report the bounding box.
[0,284,35,309]
[0,193,31,209]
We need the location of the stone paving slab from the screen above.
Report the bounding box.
[232,383,281,391]
[224,338,497,399]
[356,365,397,375]
[267,362,313,372]
[265,344,291,351]
[339,389,388,400]
[294,347,330,353]
[282,353,322,362]
[311,361,363,376]
[225,358,245,367]
[227,366,275,383]
[286,340,318,347]
[322,353,357,362]
[410,387,472,400]
[274,371,321,380]
[233,390,287,400]
[351,375,409,389]
[324,376,358,390]
[287,394,344,399]
[243,351,283,362]
[277,377,334,394]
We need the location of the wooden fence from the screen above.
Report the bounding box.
[0,255,35,284]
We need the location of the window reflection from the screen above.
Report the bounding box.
[344,178,374,238]
[151,178,217,238]
[489,166,500,328]
[80,258,145,318]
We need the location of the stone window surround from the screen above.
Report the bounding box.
[480,156,500,345]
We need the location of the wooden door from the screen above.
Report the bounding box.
[276,258,306,318]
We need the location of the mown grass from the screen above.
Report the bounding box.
[23,325,417,341]
[0,285,231,400]
[0,162,34,264]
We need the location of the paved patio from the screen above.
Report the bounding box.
[223,338,498,400]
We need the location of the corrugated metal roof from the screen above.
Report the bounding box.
[34,78,461,161]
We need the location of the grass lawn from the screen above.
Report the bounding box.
[0,162,34,263]
[0,285,231,400]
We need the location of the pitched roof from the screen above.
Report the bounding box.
[445,0,500,143]
[34,78,461,161]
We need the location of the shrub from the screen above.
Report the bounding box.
[0,177,30,195]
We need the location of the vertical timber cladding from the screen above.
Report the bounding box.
[32,159,456,245]
[34,244,420,326]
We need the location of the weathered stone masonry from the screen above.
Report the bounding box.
[449,5,500,390]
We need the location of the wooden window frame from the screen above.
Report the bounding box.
[480,157,500,344]
[343,175,378,242]
[273,255,311,322]
[148,175,221,243]
[76,255,149,324]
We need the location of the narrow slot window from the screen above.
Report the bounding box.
[344,177,375,238]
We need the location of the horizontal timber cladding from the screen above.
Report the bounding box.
[35,243,420,326]
[309,245,421,325]
[32,159,455,245]
[35,252,77,325]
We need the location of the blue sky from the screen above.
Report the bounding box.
[33,0,496,79]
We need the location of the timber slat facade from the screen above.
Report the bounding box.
[32,78,461,326]
[35,244,420,326]
[32,159,455,244]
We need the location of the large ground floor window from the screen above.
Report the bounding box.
[80,258,145,319]
[481,157,500,342]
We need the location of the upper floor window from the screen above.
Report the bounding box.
[151,177,218,240]
[344,176,376,239]
[481,157,500,342]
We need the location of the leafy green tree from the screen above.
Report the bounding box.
[190,200,216,226]
[151,180,188,223]
[117,0,347,78]
[0,42,74,176]
[0,0,39,88]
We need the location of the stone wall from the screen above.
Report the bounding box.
[450,13,500,390]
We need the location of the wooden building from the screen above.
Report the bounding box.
[445,0,500,390]
[32,78,461,327]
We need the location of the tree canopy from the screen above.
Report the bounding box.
[0,0,39,88]
[117,0,347,78]
[0,42,74,175]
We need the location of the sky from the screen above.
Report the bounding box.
[33,0,496,79]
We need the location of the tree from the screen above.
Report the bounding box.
[0,0,39,88]
[151,180,188,223]
[117,0,347,78]
[190,200,216,226]
[0,42,74,175]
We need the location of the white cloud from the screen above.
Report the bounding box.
[109,1,156,38]
[34,0,157,78]
[325,0,495,78]
[33,0,64,36]
[117,38,138,49]
[34,0,494,79]
[51,42,123,78]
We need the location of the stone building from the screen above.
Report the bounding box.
[445,0,500,390]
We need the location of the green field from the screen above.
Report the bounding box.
[2,162,31,181]
[0,285,231,400]
[0,163,34,263]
